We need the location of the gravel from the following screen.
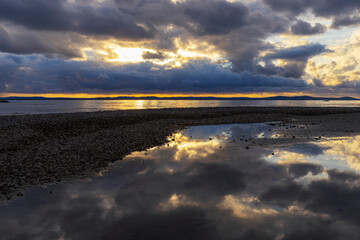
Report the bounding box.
[2,106,360,200]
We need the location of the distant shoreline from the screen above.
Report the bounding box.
[1,96,359,101]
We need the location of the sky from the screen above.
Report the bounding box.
[1,0,360,97]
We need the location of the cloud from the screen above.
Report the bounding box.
[263,0,360,17]
[260,172,360,226]
[0,0,154,40]
[141,51,166,60]
[0,24,83,58]
[181,0,249,36]
[0,54,309,94]
[304,31,360,87]
[262,0,308,16]
[291,20,327,35]
[265,44,328,61]
[185,163,246,195]
[287,143,327,156]
[288,163,323,178]
[0,0,357,95]
[0,0,293,75]
[115,0,250,36]
[332,16,360,29]
[263,0,360,31]
[327,169,360,183]
[255,44,329,79]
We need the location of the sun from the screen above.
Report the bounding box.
[108,46,146,63]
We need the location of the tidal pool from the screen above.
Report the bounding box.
[1,123,360,239]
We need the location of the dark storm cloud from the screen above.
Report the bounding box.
[263,0,360,29]
[0,0,153,39]
[208,7,289,72]
[181,0,249,35]
[327,169,360,183]
[0,0,349,94]
[260,170,360,225]
[262,0,308,15]
[332,16,360,28]
[263,0,360,17]
[291,20,327,35]
[141,51,166,60]
[257,60,309,79]
[0,0,257,39]
[0,55,310,94]
[265,44,328,61]
[257,44,329,78]
[0,0,293,74]
[116,0,250,36]
[260,182,311,207]
[288,163,324,178]
[185,163,246,195]
[0,25,83,58]
[115,0,288,73]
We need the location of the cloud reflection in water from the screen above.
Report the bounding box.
[1,124,360,239]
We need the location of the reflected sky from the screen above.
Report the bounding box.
[266,136,360,172]
[2,124,360,239]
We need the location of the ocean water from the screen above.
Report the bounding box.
[1,99,360,115]
[1,123,360,239]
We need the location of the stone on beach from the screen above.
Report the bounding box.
[1,107,360,200]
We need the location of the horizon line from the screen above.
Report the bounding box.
[1,95,359,100]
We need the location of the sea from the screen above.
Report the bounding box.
[1,99,360,115]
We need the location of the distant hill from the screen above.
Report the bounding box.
[0,96,359,101]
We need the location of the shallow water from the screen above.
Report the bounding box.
[1,123,360,239]
[2,99,360,115]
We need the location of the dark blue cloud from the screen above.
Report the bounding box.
[254,44,329,79]
[0,0,356,95]
[288,163,324,178]
[263,0,360,17]
[265,44,328,61]
[0,0,291,75]
[0,25,82,58]
[0,0,153,39]
[0,54,309,94]
[332,16,360,28]
[291,20,327,35]
[263,0,360,29]
[182,0,249,35]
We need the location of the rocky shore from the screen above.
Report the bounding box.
[2,107,360,201]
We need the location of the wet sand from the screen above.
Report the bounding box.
[2,107,360,200]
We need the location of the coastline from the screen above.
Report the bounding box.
[2,107,360,200]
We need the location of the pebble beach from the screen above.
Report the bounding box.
[2,107,360,200]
